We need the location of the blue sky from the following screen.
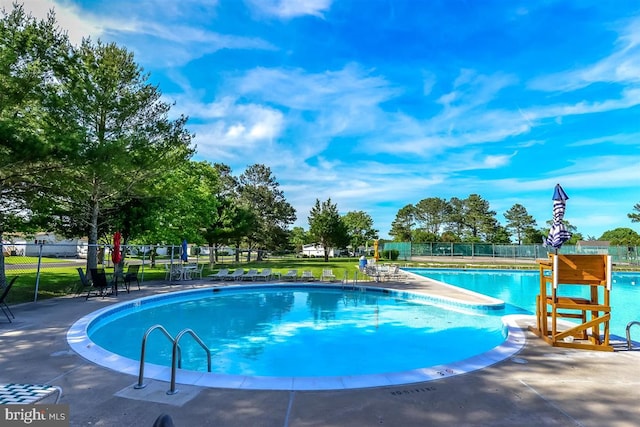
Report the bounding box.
[11,0,640,239]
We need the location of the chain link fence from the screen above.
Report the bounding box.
[0,242,259,302]
[383,241,639,266]
[3,241,638,302]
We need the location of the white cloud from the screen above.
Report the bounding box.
[245,0,332,19]
[1,0,104,44]
[569,132,640,147]
[9,0,275,68]
[529,16,640,91]
[192,102,284,153]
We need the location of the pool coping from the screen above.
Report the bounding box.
[67,283,526,391]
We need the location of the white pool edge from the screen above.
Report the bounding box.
[67,286,528,391]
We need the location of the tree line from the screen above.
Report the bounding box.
[388,195,640,246]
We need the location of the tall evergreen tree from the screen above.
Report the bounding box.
[504,203,537,244]
[0,5,79,284]
[414,197,450,236]
[238,164,296,260]
[389,204,415,241]
[629,203,640,223]
[50,39,194,269]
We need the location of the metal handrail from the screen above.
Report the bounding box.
[626,321,640,350]
[167,328,212,395]
[134,325,181,389]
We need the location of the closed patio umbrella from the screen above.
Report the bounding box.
[112,231,122,265]
[544,184,572,252]
[181,239,188,262]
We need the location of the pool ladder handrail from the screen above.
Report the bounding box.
[168,328,211,395]
[340,271,369,291]
[134,324,211,395]
[135,325,179,390]
[626,321,640,350]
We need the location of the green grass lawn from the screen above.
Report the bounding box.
[10,256,613,305]
[4,256,73,264]
[2,257,369,304]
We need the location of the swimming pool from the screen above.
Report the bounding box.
[407,268,640,337]
[67,284,526,390]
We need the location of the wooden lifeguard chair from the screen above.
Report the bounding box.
[530,254,613,351]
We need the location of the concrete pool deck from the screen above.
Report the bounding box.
[1,275,640,426]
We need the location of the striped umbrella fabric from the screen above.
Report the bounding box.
[181,239,189,262]
[544,184,572,250]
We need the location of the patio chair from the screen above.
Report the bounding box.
[124,264,140,291]
[0,276,17,322]
[208,268,229,280]
[88,268,114,298]
[166,264,182,281]
[282,269,298,281]
[76,267,95,299]
[300,270,317,281]
[364,265,381,282]
[254,268,272,281]
[191,263,204,280]
[0,383,62,404]
[321,269,336,282]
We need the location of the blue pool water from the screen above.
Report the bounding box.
[87,286,507,377]
[407,268,640,337]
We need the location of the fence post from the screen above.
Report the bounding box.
[141,246,146,282]
[33,244,44,302]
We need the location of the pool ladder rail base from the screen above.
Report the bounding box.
[134,324,211,395]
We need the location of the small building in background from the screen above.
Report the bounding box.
[300,243,346,257]
[26,232,79,257]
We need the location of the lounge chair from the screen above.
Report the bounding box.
[208,268,229,280]
[0,383,62,404]
[321,269,336,282]
[226,269,245,281]
[0,276,17,322]
[300,270,316,281]
[124,264,140,291]
[386,265,403,280]
[254,268,272,281]
[241,269,259,281]
[282,269,298,281]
